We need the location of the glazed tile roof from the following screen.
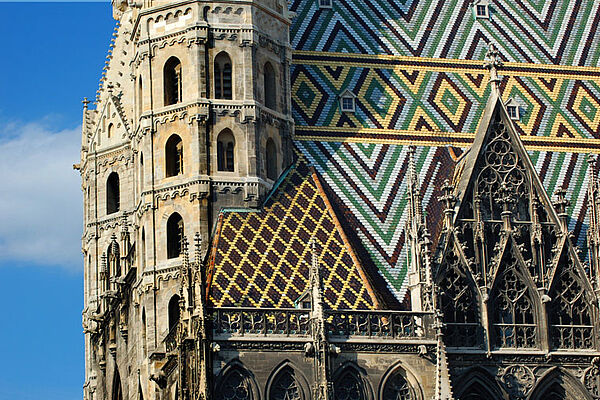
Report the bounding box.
[207,161,382,310]
[287,0,600,305]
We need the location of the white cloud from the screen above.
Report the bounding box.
[0,120,83,270]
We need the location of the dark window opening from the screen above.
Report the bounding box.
[215,52,232,100]
[164,57,182,106]
[266,138,277,180]
[217,130,235,172]
[264,62,276,110]
[168,295,181,330]
[167,213,184,259]
[106,172,120,214]
[166,134,184,177]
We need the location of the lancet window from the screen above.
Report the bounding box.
[491,248,537,349]
[382,370,413,400]
[268,367,302,400]
[215,52,233,100]
[438,246,481,348]
[549,250,594,350]
[216,368,253,400]
[164,57,182,106]
[266,138,277,180]
[334,370,364,400]
[167,213,184,259]
[165,134,183,177]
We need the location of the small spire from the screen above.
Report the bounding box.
[483,42,503,93]
[194,232,202,265]
[82,97,90,110]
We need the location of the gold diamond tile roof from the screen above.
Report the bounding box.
[206,161,382,310]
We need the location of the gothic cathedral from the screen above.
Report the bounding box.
[79,1,600,399]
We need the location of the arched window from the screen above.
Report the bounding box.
[141,308,147,355]
[167,213,184,259]
[382,370,413,400]
[217,130,235,172]
[438,244,481,348]
[108,123,114,138]
[140,153,144,191]
[141,228,146,270]
[334,369,365,400]
[549,248,594,350]
[168,295,180,330]
[138,76,143,116]
[106,172,120,214]
[266,138,277,180]
[165,135,184,177]
[112,369,123,400]
[164,57,182,106]
[269,367,302,400]
[215,52,232,100]
[216,367,254,400]
[264,62,276,109]
[491,245,537,349]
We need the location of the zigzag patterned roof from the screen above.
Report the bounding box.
[287,0,600,305]
[290,0,600,65]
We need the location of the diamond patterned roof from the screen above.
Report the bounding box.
[207,160,382,310]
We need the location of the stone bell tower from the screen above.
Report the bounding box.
[80,0,294,399]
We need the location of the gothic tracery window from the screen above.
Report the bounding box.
[491,249,537,349]
[269,367,302,400]
[438,246,481,348]
[334,370,364,400]
[216,369,253,400]
[382,370,413,400]
[550,250,594,350]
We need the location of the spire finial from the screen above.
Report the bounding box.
[82,97,90,110]
[484,42,503,93]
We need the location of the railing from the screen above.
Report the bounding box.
[325,310,434,340]
[211,308,311,337]
[164,324,179,353]
[209,308,435,340]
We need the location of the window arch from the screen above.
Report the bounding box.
[334,367,367,400]
[216,366,255,400]
[165,134,184,177]
[141,308,147,355]
[437,243,481,348]
[168,295,180,330]
[164,56,182,106]
[266,138,277,180]
[217,130,235,172]
[491,245,537,349]
[264,62,276,110]
[108,123,114,138]
[140,153,144,191]
[453,368,506,400]
[215,52,232,100]
[549,248,595,350]
[138,76,143,116]
[529,368,592,400]
[268,366,303,400]
[106,172,120,214]
[381,369,413,400]
[141,228,146,270]
[167,213,184,259]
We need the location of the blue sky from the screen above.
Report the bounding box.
[0,2,114,399]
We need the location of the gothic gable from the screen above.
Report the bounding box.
[436,88,599,352]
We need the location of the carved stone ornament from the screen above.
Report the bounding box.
[500,365,535,398]
[584,357,600,398]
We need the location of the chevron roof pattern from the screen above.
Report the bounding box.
[207,161,381,310]
[290,0,600,66]
[283,0,600,305]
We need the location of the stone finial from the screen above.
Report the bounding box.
[82,97,90,110]
[484,42,503,92]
